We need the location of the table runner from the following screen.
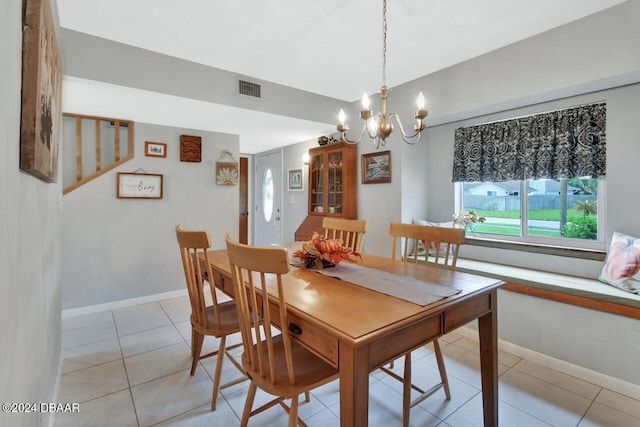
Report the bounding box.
[295,261,460,306]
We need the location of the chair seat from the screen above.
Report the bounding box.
[242,334,338,398]
[191,300,242,336]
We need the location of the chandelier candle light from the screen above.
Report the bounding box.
[337,0,428,149]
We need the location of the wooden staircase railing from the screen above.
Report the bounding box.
[62,113,134,194]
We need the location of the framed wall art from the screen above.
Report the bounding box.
[117,172,163,199]
[145,141,167,158]
[288,168,304,191]
[180,135,201,162]
[361,150,391,184]
[216,150,239,185]
[20,0,62,183]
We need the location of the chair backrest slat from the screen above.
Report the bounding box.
[389,222,465,270]
[226,235,293,386]
[322,217,368,253]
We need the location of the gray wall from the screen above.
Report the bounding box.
[60,123,239,309]
[0,1,62,426]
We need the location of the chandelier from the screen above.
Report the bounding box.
[337,0,427,149]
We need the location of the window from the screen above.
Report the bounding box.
[452,102,606,250]
[456,178,605,249]
[262,168,274,222]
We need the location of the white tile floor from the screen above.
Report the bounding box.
[56,295,640,427]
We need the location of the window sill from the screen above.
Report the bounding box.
[463,236,606,261]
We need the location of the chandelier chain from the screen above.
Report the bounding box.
[382,0,387,87]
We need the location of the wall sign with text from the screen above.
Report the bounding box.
[117,172,163,199]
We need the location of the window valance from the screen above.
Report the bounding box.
[452,103,606,182]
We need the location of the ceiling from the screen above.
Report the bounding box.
[55,0,627,153]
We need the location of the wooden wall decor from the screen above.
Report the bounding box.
[216,150,238,185]
[20,0,62,183]
[180,135,202,162]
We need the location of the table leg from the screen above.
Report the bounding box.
[478,289,498,427]
[339,342,370,427]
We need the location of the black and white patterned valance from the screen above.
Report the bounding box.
[452,103,606,182]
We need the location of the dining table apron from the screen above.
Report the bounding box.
[200,248,504,427]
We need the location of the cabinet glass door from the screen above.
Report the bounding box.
[310,152,324,213]
[327,149,343,214]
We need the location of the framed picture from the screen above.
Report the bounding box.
[145,141,167,158]
[288,168,304,191]
[361,151,391,184]
[19,0,62,183]
[180,135,202,162]
[117,172,163,199]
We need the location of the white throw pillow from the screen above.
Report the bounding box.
[599,231,640,294]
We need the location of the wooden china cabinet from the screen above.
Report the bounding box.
[295,141,358,240]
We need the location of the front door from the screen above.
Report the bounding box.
[254,149,282,245]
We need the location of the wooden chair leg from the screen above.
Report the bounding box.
[433,339,451,400]
[304,391,310,402]
[191,330,205,375]
[288,395,299,427]
[210,335,227,410]
[402,353,412,427]
[241,382,257,427]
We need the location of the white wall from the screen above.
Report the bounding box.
[60,123,239,309]
[0,1,62,425]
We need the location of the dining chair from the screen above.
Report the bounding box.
[385,222,465,427]
[175,225,247,410]
[226,235,339,427]
[322,217,368,253]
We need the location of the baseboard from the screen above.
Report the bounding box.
[457,326,640,401]
[61,289,188,319]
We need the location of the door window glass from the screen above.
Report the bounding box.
[262,168,274,222]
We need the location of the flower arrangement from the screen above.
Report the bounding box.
[453,211,486,227]
[292,232,361,269]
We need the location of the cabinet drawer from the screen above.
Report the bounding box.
[286,310,339,368]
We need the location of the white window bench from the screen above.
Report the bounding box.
[452,258,640,319]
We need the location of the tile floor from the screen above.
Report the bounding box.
[56,294,640,427]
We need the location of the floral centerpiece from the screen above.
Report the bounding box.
[453,211,486,232]
[292,232,361,269]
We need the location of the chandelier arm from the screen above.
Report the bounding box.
[387,113,422,144]
[340,121,369,144]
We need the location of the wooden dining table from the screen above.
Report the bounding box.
[201,246,504,427]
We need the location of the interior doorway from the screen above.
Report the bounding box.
[239,157,249,244]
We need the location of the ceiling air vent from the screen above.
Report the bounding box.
[238,80,261,98]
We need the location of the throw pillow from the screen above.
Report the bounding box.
[599,231,640,294]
